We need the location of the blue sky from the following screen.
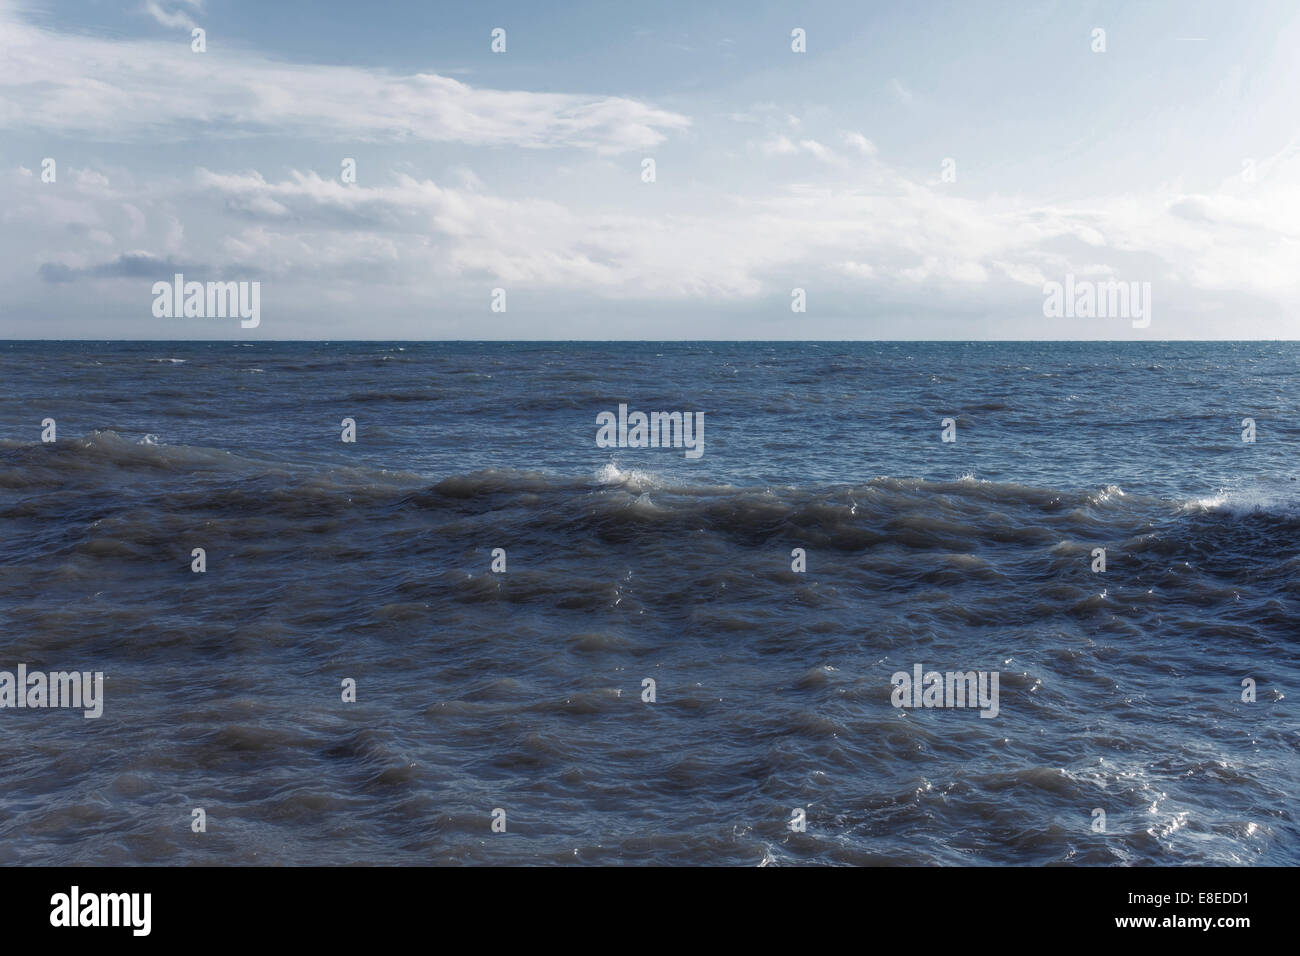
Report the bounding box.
[2,0,1299,338]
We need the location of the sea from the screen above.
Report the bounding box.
[0,340,1295,865]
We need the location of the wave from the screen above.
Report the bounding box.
[7,431,1300,530]
[0,430,424,491]
[1180,483,1300,518]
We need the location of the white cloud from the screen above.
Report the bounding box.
[759,136,844,165]
[838,261,877,280]
[11,157,1297,318]
[887,78,915,105]
[0,3,689,153]
[761,136,799,156]
[842,132,878,157]
[798,139,833,162]
[142,0,202,30]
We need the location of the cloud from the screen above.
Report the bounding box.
[36,159,1290,311]
[842,132,878,157]
[40,252,206,283]
[759,136,844,165]
[142,0,202,30]
[798,139,833,162]
[887,78,915,105]
[837,261,877,280]
[0,4,689,153]
[9,148,1300,325]
[761,136,800,156]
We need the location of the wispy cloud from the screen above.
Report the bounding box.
[887,78,915,105]
[842,132,878,157]
[0,3,689,152]
[18,155,1300,320]
[142,0,202,30]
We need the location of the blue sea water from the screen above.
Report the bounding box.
[0,340,1295,864]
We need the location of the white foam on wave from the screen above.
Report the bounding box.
[1182,483,1300,516]
[595,462,665,491]
[1088,484,1126,505]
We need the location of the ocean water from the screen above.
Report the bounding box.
[0,340,1295,866]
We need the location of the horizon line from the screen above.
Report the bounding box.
[1,338,1298,345]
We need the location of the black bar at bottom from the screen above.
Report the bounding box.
[0,865,1273,943]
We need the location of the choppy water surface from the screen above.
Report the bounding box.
[0,341,1295,865]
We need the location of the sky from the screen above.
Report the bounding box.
[2,0,1299,339]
